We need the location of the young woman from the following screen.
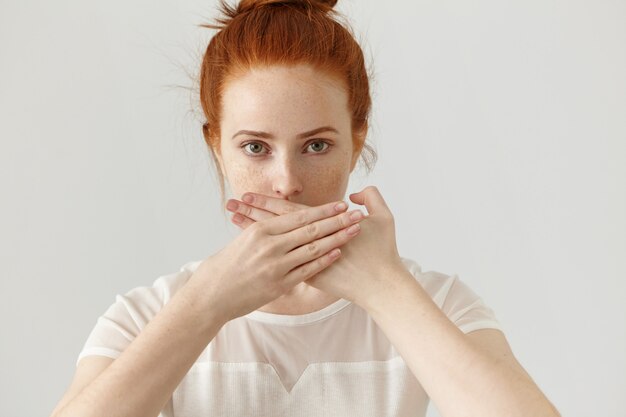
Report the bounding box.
[50,1,561,416]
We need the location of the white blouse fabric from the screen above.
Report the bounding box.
[76,256,503,417]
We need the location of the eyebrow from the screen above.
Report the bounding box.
[231,126,339,140]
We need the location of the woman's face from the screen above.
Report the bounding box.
[216,64,360,207]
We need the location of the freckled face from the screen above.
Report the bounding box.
[216,64,359,207]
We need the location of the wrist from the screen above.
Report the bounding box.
[180,268,231,332]
[360,265,424,318]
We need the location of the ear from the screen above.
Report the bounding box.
[209,144,227,180]
[204,125,227,179]
[215,150,225,177]
[350,148,360,173]
[350,127,368,173]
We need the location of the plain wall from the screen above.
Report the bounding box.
[1,0,624,416]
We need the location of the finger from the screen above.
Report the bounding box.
[279,208,365,252]
[241,192,309,215]
[349,185,390,215]
[262,200,349,235]
[231,212,255,229]
[282,221,360,288]
[226,199,275,222]
[285,216,361,267]
[283,247,342,289]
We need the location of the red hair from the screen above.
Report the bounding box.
[198,0,377,203]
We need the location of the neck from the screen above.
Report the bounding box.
[256,283,341,315]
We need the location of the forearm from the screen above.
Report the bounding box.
[54,276,227,417]
[363,269,559,417]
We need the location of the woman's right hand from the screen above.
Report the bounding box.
[188,200,365,322]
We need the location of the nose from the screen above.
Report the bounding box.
[271,157,303,199]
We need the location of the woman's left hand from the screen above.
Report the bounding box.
[225,186,413,307]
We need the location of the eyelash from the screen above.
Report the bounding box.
[240,140,332,157]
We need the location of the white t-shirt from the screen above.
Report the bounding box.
[76,256,503,417]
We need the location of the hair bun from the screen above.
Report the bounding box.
[204,0,339,31]
[313,0,337,7]
[236,0,337,15]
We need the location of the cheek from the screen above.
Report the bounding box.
[300,164,350,195]
[229,163,348,193]
[222,150,352,200]
[223,160,267,195]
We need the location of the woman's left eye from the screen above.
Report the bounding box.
[305,140,331,153]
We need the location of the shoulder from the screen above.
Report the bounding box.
[398,256,468,305]
[134,259,201,296]
[399,255,503,333]
[108,259,203,318]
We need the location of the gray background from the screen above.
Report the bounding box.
[1,0,624,416]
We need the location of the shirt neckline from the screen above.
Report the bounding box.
[243,297,353,326]
[182,256,421,325]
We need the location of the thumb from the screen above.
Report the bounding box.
[349,186,390,215]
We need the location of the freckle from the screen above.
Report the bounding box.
[306,165,348,190]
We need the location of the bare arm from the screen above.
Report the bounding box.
[363,267,561,417]
[51,200,362,417]
[50,274,227,417]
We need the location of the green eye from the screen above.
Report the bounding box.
[240,140,332,157]
[307,141,329,153]
[242,142,268,155]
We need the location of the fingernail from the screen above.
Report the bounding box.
[242,194,254,204]
[226,200,238,211]
[335,202,347,212]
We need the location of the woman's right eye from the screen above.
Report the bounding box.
[241,141,269,156]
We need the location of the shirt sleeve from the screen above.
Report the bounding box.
[439,273,504,334]
[75,263,198,367]
[401,257,504,334]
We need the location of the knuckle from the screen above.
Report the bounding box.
[366,185,380,196]
[297,263,311,278]
[248,222,266,237]
[257,263,270,277]
[261,261,280,279]
[264,237,279,254]
[294,212,308,227]
[318,253,331,269]
[255,265,268,283]
[339,214,349,229]
[305,222,318,238]
[306,242,320,256]
[267,263,281,278]
[241,204,252,217]
[255,195,266,208]
[337,227,351,241]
